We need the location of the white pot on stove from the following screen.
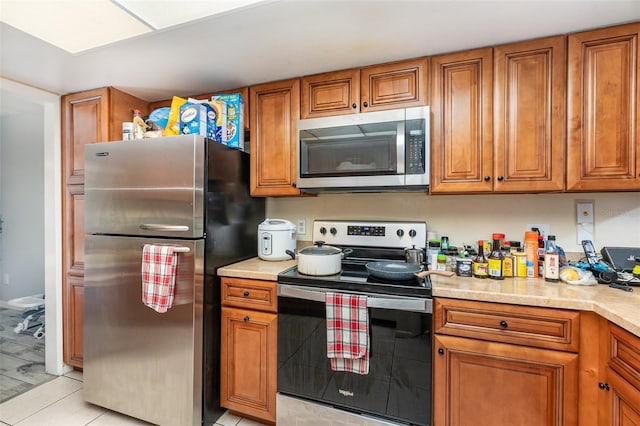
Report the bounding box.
[258,219,297,261]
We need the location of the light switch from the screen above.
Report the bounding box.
[576,202,594,224]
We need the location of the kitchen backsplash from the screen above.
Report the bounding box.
[267,192,640,253]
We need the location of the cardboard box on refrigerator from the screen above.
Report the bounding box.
[179,102,216,139]
[211,94,245,150]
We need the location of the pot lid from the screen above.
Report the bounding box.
[299,241,342,255]
[258,218,296,231]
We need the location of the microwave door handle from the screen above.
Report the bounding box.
[277,284,432,313]
[396,121,405,173]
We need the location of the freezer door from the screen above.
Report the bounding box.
[84,235,203,426]
[85,135,205,238]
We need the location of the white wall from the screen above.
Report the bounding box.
[0,89,45,301]
[267,192,640,253]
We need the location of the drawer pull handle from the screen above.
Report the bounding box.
[243,291,250,297]
[499,320,508,329]
[243,316,250,322]
[438,348,444,355]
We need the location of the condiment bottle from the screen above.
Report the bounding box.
[544,235,560,282]
[488,233,505,280]
[524,231,539,278]
[473,240,488,279]
[537,235,546,277]
[502,242,514,278]
[132,109,146,139]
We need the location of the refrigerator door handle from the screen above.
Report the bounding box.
[139,224,190,232]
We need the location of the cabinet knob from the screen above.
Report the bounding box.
[484,176,491,182]
[598,382,610,391]
[438,348,444,355]
[499,320,508,329]
[497,176,504,181]
[292,182,297,188]
[363,101,369,108]
[243,316,250,322]
[352,103,357,109]
[243,291,250,297]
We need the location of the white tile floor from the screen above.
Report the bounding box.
[0,371,266,426]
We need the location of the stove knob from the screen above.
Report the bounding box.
[319,226,327,235]
[396,229,404,237]
[330,227,337,235]
[409,229,417,238]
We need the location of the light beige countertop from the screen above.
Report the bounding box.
[218,257,640,337]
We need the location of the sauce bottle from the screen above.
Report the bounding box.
[544,235,560,282]
[488,233,505,280]
[524,231,539,278]
[473,240,488,279]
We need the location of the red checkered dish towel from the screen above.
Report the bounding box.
[141,244,178,313]
[325,292,369,375]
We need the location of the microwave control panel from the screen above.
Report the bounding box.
[406,131,425,174]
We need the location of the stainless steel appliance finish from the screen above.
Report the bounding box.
[277,220,432,425]
[296,107,430,192]
[84,135,265,426]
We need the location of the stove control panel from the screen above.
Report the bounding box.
[313,220,427,249]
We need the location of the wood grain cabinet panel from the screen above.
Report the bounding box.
[494,36,566,192]
[567,22,640,191]
[63,276,84,368]
[221,277,277,423]
[431,48,494,193]
[301,69,360,118]
[434,334,578,426]
[250,78,301,196]
[61,87,147,368]
[301,58,427,118]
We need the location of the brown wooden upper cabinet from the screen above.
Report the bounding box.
[431,36,567,194]
[250,78,301,196]
[61,87,148,368]
[493,36,566,192]
[430,48,494,193]
[301,58,428,118]
[567,22,640,191]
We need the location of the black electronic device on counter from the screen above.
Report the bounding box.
[601,247,640,272]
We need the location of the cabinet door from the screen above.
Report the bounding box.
[567,22,640,191]
[250,79,301,196]
[221,307,277,423]
[431,48,493,193]
[360,58,428,112]
[62,276,84,368]
[301,69,360,118]
[607,368,640,426]
[433,334,578,426]
[494,36,566,192]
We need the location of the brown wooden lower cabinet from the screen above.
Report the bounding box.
[220,277,277,424]
[433,334,579,426]
[62,275,84,368]
[607,368,640,426]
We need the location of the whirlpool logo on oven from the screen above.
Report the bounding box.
[338,389,354,397]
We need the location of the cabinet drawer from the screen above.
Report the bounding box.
[434,298,579,352]
[221,277,277,313]
[609,323,640,390]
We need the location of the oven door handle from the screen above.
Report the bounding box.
[277,284,432,313]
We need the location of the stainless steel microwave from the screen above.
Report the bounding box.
[296,106,430,192]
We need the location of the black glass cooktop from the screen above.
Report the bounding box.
[277,261,432,297]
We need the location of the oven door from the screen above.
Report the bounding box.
[277,284,433,426]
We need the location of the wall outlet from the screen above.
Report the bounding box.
[297,219,306,235]
[526,224,550,238]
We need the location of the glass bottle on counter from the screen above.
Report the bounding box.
[488,233,505,280]
[473,240,488,279]
[544,235,560,282]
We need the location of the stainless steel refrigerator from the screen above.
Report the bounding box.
[83,135,264,425]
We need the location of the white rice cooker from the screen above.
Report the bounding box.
[258,219,297,261]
